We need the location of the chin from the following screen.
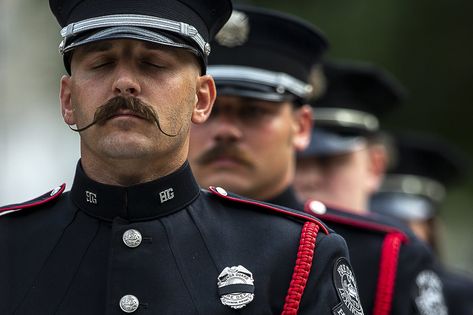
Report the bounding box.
[98,136,154,159]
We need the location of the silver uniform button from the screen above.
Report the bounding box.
[122,229,142,248]
[119,295,139,313]
[50,186,61,196]
[309,200,327,215]
[216,186,228,196]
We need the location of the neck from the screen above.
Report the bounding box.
[265,185,303,211]
[80,154,186,187]
[322,198,369,215]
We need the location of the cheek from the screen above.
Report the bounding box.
[260,119,293,148]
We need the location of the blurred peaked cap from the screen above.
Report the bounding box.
[298,128,368,158]
[386,131,469,187]
[370,193,437,221]
[49,0,233,73]
[312,60,407,134]
[208,5,329,104]
[373,131,469,216]
[370,131,470,220]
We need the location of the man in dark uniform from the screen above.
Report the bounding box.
[293,60,449,314]
[371,131,473,315]
[0,0,355,314]
[189,6,363,315]
[188,6,366,315]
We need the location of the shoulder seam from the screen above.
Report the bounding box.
[209,186,329,235]
[304,200,408,239]
[0,184,66,216]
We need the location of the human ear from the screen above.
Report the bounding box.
[367,144,388,193]
[60,75,76,125]
[191,75,216,124]
[293,104,313,151]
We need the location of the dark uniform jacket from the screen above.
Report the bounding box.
[267,187,448,315]
[1,161,355,315]
[439,266,473,315]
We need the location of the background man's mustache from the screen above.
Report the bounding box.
[196,144,253,168]
[68,96,179,137]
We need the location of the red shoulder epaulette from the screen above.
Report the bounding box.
[304,199,408,238]
[209,186,329,234]
[0,184,66,217]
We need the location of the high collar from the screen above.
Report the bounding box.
[265,186,304,211]
[70,160,200,222]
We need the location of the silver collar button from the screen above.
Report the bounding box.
[122,229,142,248]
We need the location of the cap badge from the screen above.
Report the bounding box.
[332,258,364,315]
[215,10,249,47]
[217,265,255,309]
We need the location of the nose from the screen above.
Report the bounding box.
[112,64,141,97]
[211,113,243,144]
[295,161,324,190]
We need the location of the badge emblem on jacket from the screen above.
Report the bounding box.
[217,265,255,309]
[332,258,364,315]
[415,270,448,315]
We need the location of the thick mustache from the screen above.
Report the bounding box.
[196,144,253,168]
[68,96,179,137]
[95,96,158,126]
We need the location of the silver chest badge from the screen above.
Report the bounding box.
[217,265,255,309]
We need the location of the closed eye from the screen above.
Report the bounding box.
[91,62,113,69]
[142,60,165,69]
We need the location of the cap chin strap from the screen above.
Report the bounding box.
[63,26,200,57]
[59,14,209,56]
[379,174,446,203]
[208,65,313,100]
[314,108,379,132]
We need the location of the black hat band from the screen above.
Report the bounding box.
[59,14,210,57]
[314,108,379,132]
[208,65,313,100]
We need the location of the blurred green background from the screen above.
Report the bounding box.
[0,0,472,272]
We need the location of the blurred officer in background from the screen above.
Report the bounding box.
[189,6,365,315]
[294,60,403,212]
[190,5,321,209]
[294,60,449,314]
[371,131,473,315]
[0,0,355,314]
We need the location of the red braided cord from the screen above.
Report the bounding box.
[373,232,405,315]
[281,221,319,315]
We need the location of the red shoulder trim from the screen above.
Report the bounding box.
[209,186,329,235]
[0,184,66,217]
[282,221,320,315]
[304,199,408,238]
